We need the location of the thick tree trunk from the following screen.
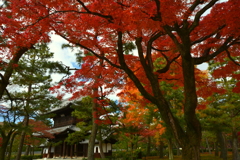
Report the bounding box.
[119,29,202,160]
[87,101,98,160]
[168,139,173,160]
[0,138,9,160]
[217,131,227,160]
[0,131,13,160]
[182,143,201,160]
[232,129,239,160]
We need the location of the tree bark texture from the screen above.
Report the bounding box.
[0,130,14,160]
[15,128,27,160]
[206,138,212,154]
[216,131,227,160]
[98,133,105,159]
[7,132,17,160]
[24,145,30,156]
[232,129,239,160]
[214,142,219,157]
[117,30,202,160]
[15,113,30,160]
[146,136,151,157]
[87,100,98,160]
[168,139,174,160]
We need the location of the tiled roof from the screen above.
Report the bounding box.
[46,125,80,134]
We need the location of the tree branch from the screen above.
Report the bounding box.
[193,37,233,64]
[117,32,157,103]
[151,0,162,21]
[189,0,219,32]
[156,54,181,74]
[191,25,226,45]
[76,0,113,22]
[226,49,240,66]
[52,28,122,69]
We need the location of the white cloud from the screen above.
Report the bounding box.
[48,34,77,84]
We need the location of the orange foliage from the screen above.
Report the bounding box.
[119,86,165,138]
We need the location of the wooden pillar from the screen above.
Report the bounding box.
[47,144,52,158]
[59,142,63,158]
[62,141,66,158]
[66,144,69,158]
[74,144,77,158]
[41,147,44,156]
[53,145,56,158]
[70,144,73,159]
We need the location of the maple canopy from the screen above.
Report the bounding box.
[1,0,240,159]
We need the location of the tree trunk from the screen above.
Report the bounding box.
[216,131,227,160]
[0,137,9,160]
[168,139,173,160]
[206,138,212,154]
[15,130,26,160]
[232,129,239,160]
[182,143,201,160]
[159,140,164,158]
[119,30,202,160]
[0,131,13,160]
[146,136,151,157]
[32,146,35,156]
[214,141,219,157]
[99,137,105,158]
[24,145,30,156]
[174,141,181,156]
[7,132,17,160]
[15,115,29,160]
[87,101,98,160]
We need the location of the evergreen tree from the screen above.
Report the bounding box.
[0,43,68,160]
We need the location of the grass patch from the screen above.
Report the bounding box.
[141,153,232,160]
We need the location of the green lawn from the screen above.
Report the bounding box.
[141,153,232,160]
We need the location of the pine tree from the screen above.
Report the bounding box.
[0,43,68,160]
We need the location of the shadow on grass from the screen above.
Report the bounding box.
[140,153,232,160]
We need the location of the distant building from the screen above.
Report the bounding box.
[37,100,115,159]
